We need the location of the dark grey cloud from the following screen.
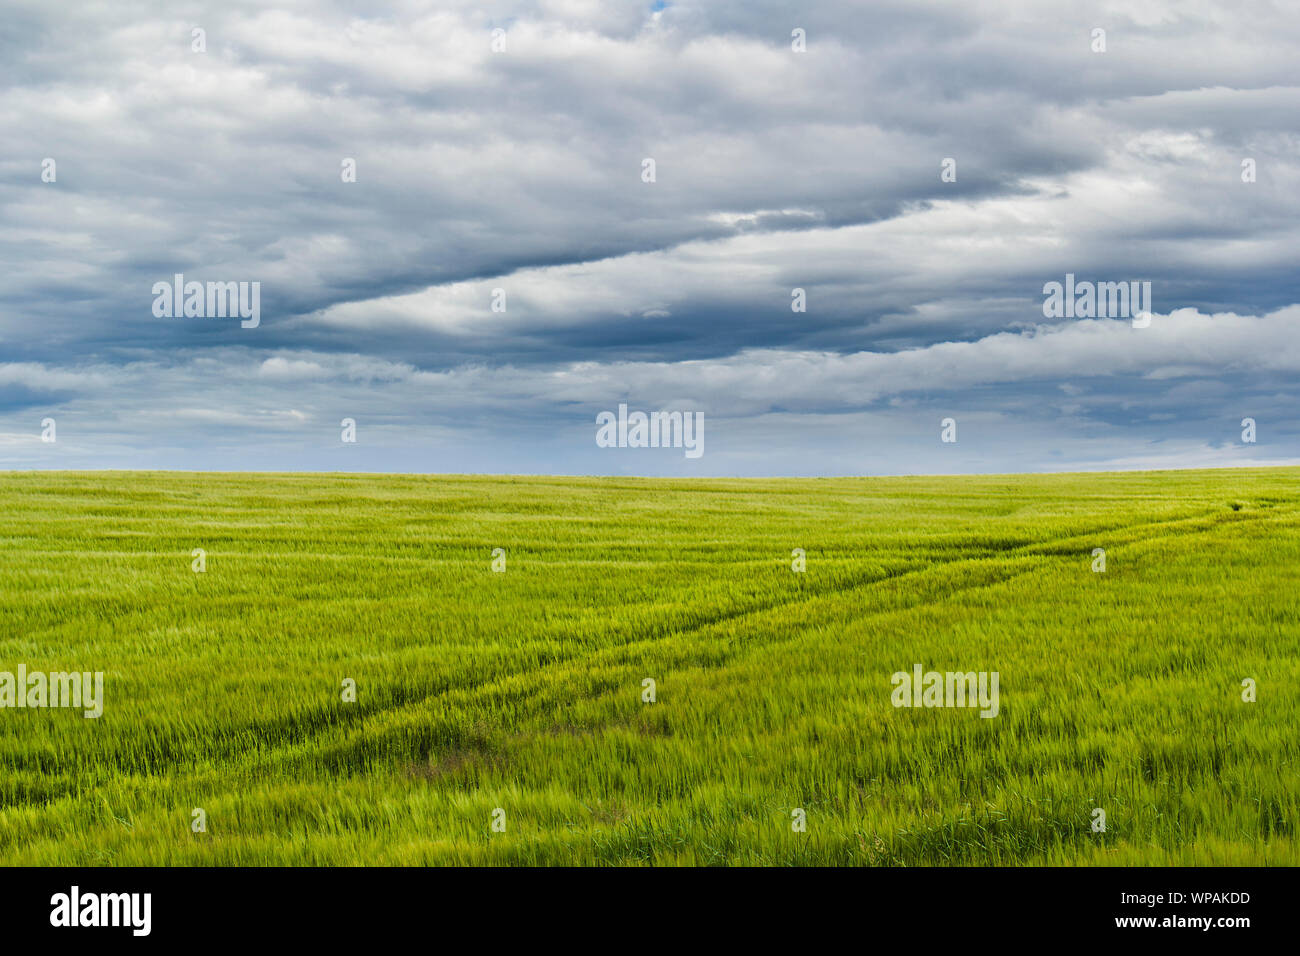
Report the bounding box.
[1,0,1298,473]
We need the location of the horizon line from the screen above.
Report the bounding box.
[2,463,1297,481]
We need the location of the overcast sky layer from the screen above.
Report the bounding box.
[2,0,1298,475]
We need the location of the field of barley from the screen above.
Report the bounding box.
[0,468,1297,866]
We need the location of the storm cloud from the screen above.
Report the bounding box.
[2,0,1297,474]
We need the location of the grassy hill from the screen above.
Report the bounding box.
[0,469,1296,865]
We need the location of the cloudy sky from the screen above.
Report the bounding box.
[2,0,1298,475]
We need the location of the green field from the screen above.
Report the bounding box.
[0,469,1297,866]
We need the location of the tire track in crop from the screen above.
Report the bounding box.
[47,500,1287,785]
[309,503,1292,765]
